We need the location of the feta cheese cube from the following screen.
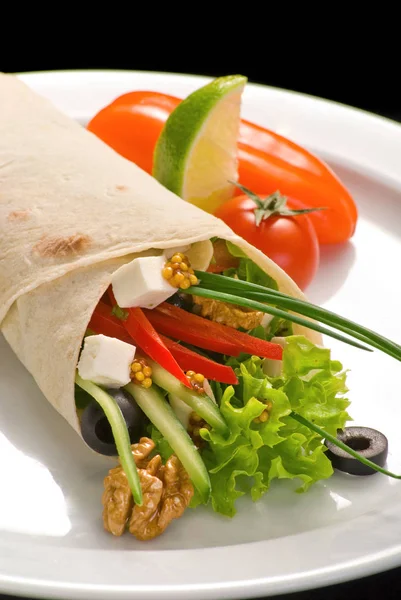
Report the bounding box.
[77,334,136,388]
[111,254,175,309]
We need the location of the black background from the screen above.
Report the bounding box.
[0,15,399,122]
[1,19,400,600]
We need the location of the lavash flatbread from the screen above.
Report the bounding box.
[0,73,321,437]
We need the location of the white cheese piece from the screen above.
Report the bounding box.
[77,334,136,388]
[111,254,175,309]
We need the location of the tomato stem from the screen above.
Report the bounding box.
[228,181,326,226]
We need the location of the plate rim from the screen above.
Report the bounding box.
[2,68,401,600]
[15,67,401,129]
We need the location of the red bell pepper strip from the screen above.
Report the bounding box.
[87,90,357,245]
[157,303,283,360]
[159,335,238,384]
[143,308,240,357]
[89,301,132,342]
[144,303,283,361]
[107,291,191,389]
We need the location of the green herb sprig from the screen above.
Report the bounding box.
[229,181,326,226]
[188,271,401,362]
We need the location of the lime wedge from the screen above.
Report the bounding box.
[153,74,247,213]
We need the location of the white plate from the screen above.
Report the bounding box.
[1,70,401,600]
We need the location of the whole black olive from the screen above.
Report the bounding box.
[324,426,389,476]
[80,388,146,456]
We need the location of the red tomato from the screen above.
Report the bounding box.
[236,144,357,246]
[214,195,320,290]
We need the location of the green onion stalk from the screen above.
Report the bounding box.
[189,271,401,361]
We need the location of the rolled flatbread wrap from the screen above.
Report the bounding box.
[0,73,321,438]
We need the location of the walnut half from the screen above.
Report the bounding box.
[102,437,155,536]
[193,296,263,330]
[102,437,194,541]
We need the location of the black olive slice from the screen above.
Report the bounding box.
[324,426,388,476]
[80,388,145,456]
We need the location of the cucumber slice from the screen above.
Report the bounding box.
[125,382,211,503]
[75,374,142,505]
[149,360,229,435]
[169,393,193,429]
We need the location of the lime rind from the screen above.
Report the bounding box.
[153,75,247,212]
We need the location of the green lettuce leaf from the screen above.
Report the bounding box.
[267,316,294,338]
[148,425,174,461]
[257,434,333,494]
[199,335,351,516]
[224,241,278,290]
[225,240,248,259]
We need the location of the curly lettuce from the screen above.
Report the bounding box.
[223,241,279,290]
[201,336,351,516]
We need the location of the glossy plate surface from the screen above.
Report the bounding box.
[0,70,401,599]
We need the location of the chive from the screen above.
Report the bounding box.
[198,272,401,355]
[222,288,400,361]
[196,271,401,350]
[192,271,401,361]
[291,412,401,480]
[75,373,142,505]
[248,292,401,360]
[183,286,372,352]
